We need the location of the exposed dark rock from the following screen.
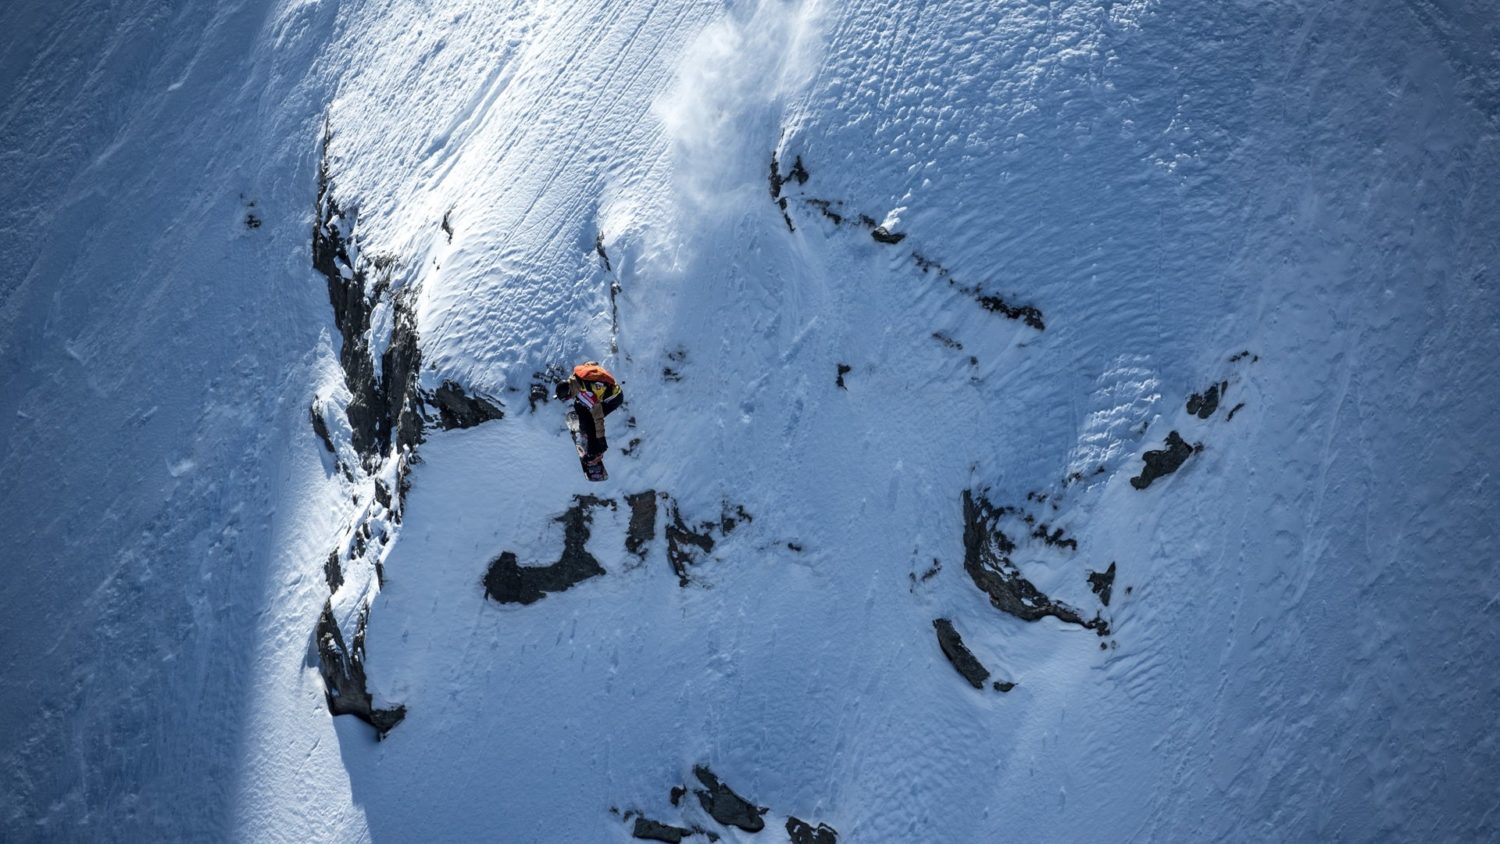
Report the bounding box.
[805,198,844,225]
[933,618,990,689]
[768,152,808,231]
[324,551,344,592]
[910,248,1045,330]
[1088,562,1117,607]
[660,498,752,584]
[441,208,453,243]
[787,817,839,844]
[693,766,766,833]
[595,230,612,271]
[310,403,336,454]
[1186,381,1227,419]
[383,291,425,459]
[911,558,941,585]
[633,817,693,843]
[971,292,1046,331]
[626,490,658,558]
[245,213,262,229]
[787,155,809,186]
[670,785,687,806]
[429,380,505,430]
[962,491,1108,636]
[1030,522,1077,551]
[315,601,405,738]
[1229,350,1259,363]
[836,363,851,389]
[871,225,905,244]
[483,496,614,604]
[769,152,810,200]
[719,503,751,535]
[932,331,963,350]
[528,383,549,411]
[1226,401,1246,421]
[666,502,715,586]
[313,128,426,471]
[1130,431,1201,490]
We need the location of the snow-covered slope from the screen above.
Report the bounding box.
[3,0,1497,841]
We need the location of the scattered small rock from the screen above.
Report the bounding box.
[1225,401,1246,421]
[871,226,905,244]
[992,680,1016,693]
[835,363,851,389]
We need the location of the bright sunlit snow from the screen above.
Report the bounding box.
[2,0,1497,840]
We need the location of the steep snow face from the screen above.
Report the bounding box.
[3,0,1498,841]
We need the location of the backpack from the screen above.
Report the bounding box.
[572,362,615,386]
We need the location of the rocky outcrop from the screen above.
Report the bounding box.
[428,380,504,430]
[484,496,614,605]
[1130,431,1201,490]
[308,124,430,736]
[693,766,766,833]
[962,491,1108,635]
[1088,562,1117,606]
[315,601,405,738]
[932,618,990,689]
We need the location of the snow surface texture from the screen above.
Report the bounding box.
[2,0,1498,840]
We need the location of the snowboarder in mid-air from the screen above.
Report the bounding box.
[556,361,623,481]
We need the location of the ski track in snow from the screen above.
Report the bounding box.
[2,0,1499,840]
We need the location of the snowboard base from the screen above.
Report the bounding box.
[566,411,607,482]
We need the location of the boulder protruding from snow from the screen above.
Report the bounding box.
[1186,381,1227,419]
[632,817,695,843]
[692,765,766,833]
[1130,431,1201,490]
[1088,562,1117,606]
[932,618,990,689]
[787,817,839,844]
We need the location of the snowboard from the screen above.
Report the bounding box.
[566,411,607,482]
